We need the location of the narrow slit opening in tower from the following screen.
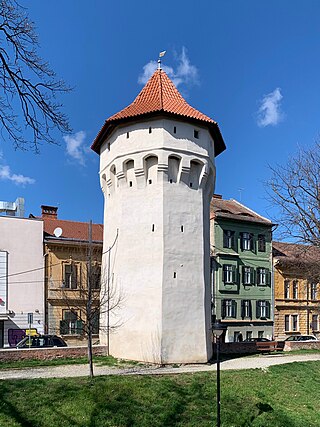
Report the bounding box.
[148,179,152,185]
[152,224,155,232]
[181,225,184,232]
[173,272,176,278]
[173,126,176,134]
[149,127,152,134]
[129,181,133,187]
[126,132,129,138]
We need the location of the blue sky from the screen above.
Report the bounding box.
[1,0,320,235]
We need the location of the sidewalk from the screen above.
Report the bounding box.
[1,353,320,380]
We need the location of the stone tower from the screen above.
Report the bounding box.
[92,68,226,363]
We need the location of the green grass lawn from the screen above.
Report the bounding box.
[0,355,140,370]
[1,361,320,426]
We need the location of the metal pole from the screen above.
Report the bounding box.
[216,335,221,427]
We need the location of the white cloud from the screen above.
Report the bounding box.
[138,47,199,89]
[64,131,87,165]
[0,165,35,185]
[257,88,283,127]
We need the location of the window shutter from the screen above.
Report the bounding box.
[241,300,244,318]
[71,264,77,289]
[222,300,226,318]
[266,301,271,318]
[249,267,254,285]
[223,231,228,248]
[256,300,261,318]
[60,320,68,335]
[223,265,227,283]
[240,232,244,250]
[232,300,237,318]
[76,320,83,335]
[250,233,254,251]
[231,232,235,249]
[242,266,246,285]
[266,269,271,286]
[231,265,236,284]
[248,300,252,319]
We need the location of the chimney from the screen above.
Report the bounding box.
[41,205,58,219]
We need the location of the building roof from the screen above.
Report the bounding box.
[273,241,320,269]
[43,218,103,243]
[91,68,226,156]
[210,195,272,226]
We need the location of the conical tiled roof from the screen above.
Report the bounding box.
[92,69,225,156]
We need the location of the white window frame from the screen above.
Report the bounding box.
[311,283,317,300]
[225,300,233,317]
[292,281,298,299]
[284,280,290,299]
[242,232,252,250]
[257,268,266,286]
[243,300,250,318]
[223,265,235,284]
[285,314,299,332]
[243,267,253,285]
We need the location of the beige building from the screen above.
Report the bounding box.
[273,241,320,340]
[40,206,103,346]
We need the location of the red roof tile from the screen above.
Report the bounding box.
[210,196,272,225]
[91,69,226,156]
[43,218,103,242]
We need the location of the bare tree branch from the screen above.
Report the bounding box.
[0,0,71,152]
[266,141,320,247]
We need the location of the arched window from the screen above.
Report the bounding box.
[168,155,180,183]
[144,155,158,184]
[124,159,135,187]
[189,160,203,189]
[110,165,117,192]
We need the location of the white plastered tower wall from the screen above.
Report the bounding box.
[98,117,216,363]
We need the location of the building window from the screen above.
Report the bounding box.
[243,266,254,285]
[312,314,318,331]
[258,331,264,339]
[60,310,83,335]
[91,310,100,335]
[256,300,270,319]
[293,281,298,299]
[126,132,129,138]
[284,280,290,299]
[241,300,251,318]
[64,263,77,289]
[194,129,199,139]
[285,314,290,331]
[223,230,235,249]
[246,331,252,341]
[258,234,266,252]
[292,314,298,332]
[222,299,237,318]
[91,264,101,290]
[285,314,299,332]
[241,232,253,251]
[257,268,269,286]
[311,283,317,300]
[223,264,236,284]
[173,126,177,134]
[149,127,152,134]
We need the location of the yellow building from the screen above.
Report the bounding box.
[39,206,103,346]
[273,241,320,340]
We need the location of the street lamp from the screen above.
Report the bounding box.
[212,319,227,427]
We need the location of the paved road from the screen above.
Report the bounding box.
[1,353,320,380]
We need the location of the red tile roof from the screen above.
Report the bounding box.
[210,196,272,225]
[91,69,226,156]
[273,241,320,266]
[43,218,103,242]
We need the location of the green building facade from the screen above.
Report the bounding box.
[210,195,273,342]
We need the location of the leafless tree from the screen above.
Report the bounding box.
[267,141,320,247]
[0,0,71,151]
[58,226,122,378]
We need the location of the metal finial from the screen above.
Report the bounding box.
[158,50,166,69]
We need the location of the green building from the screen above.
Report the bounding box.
[210,195,273,342]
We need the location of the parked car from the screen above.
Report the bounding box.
[285,335,317,342]
[16,334,68,349]
[243,337,271,342]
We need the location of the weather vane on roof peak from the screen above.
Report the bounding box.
[158,50,166,70]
